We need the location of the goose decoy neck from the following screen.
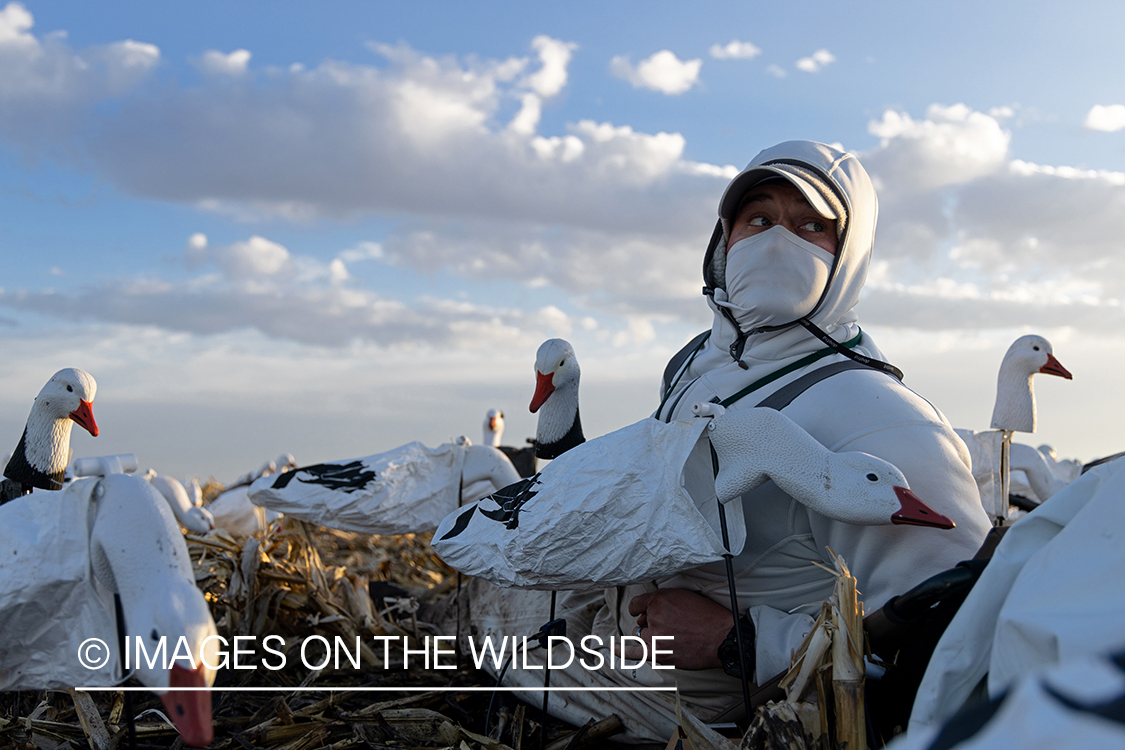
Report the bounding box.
[3,430,66,492]
[535,407,585,460]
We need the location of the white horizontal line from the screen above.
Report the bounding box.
[75,686,677,693]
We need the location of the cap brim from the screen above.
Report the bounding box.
[719,165,837,223]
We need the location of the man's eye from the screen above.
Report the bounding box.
[748,216,770,227]
[800,220,825,232]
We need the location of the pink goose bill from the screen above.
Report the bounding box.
[68,399,99,437]
[529,371,555,413]
[1039,353,1073,380]
[891,486,956,529]
[160,663,213,748]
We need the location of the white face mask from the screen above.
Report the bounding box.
[715,226,834,332]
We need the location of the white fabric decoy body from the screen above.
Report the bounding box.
[148,474,215,534]
[530,338,585,460]
[0,472,217,747]
[207,456,294,536]
[432,406,953,590]
[2,368,99,501]
[907,457,1125,739]
[248,438,520,535]
[956,429,1078,507]
[990,334,1073,433]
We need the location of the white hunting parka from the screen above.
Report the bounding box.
[631,140,992,700]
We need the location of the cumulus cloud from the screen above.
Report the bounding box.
[796,49,835,73]
[609,50,702,95]
[710,40,761,60]
[865,103,1011,192]
[197,48,251,76]
[853,102,1125,338]
[0,2,159,140]
[1084,104,1125,132]
[522,35,576,98]
[799,50,836,72]
[0,33,728,234]
[0,236,569,349]
[766,64,787,78]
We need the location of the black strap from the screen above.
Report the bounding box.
[798,319,904,381]
[719,331,864,408]
[753,360,872,410]
[662,330,710,395]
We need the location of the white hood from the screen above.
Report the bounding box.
[703,140,878,342]
[659,140,885,418]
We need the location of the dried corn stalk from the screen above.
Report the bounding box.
[745,549,866,750]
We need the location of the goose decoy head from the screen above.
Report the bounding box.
[42,368,99,437]
[530,339,578,413]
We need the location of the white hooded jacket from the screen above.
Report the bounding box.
[640,141,992,691]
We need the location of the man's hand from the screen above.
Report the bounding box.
[624,589,737,669]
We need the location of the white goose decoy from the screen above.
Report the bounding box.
[2,368,98,500]
[483,409,505,447]
[248,438,520,535]
[149,474,215,535]
[433,406,953,591]
[530,339,585,460]
[990,334,1073,433]
[702,404,955,528]
[0,470,218,747]
[209,455,296,536]
[960,335,1075,524]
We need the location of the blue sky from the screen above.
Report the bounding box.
[2,1,1124,481]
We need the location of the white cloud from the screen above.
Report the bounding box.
[766,64,787,78]
[853,102,1125,338]
[609,50,702,95]
[197,48,251,77]
[795,49,835,73]
[522,36,576,98]
[709,40,761,60]
[1083,104,1125,132]
[0,2,159,140]
[0,28,733,235]
[223,236,291,276]
[865,103,1010,192]
[338,241,384,262]
[508,92,541,135]
[0,2,34,47]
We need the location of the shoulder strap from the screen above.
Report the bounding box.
[662,330,710,396]
[753,359,871,410]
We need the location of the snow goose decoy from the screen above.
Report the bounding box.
[0,466,218,747]
[483,409,504,447]
[247,438,520,535]
[2,368,98,501]
[433,405,953,589]
[990,334,1073,433]
[973,335,1074,524]
[701,403,955,528]
[149,473,215,535]
[530,339,584,461]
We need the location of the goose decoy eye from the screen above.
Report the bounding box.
[866,473,878,482]
[1033,346,1040,351]
[150,629,159,641]
[559,359,565,367]
[66,385,73,392]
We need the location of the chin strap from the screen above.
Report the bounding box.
[797,319,904,381]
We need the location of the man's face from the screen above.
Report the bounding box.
[726,181,838,255]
